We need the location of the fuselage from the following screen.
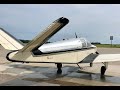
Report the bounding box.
[7,38,97,64]
[38,38,96,53]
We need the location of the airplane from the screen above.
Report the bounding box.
[0,17,120,76]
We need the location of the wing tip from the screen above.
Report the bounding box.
[56,17,69,24]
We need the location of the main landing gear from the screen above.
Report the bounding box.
[89,62,108,76]
[94,52,108,76]
[56,63,62,74]
[90,63,93,67]
[101,62,108,76]
[55,62,108,76]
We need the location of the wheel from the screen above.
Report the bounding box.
[101,66,106,76]
[56,63,62,74]
[90,63,93,67]
[57,69,62,74]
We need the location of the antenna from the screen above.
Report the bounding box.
[75,32,78,38]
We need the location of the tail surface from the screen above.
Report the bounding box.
[0,28,24,50]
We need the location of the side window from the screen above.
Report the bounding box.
[80,38,91,48]
[87,41,91,47]
[80,39,86,48]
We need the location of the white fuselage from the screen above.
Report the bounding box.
[38,38,96,53]
[8,38,97,64]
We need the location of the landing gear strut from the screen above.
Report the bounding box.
[56,63,62,74]
[90,63,93,67]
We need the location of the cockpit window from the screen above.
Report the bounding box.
[80,38,91,48]
[87,41,92,47]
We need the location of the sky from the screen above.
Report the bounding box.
[0,4,120,44]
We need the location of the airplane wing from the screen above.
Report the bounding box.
[0,28,24,50]
[80,53,120,63]
[19,17,69,52]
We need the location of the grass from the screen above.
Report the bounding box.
[94,44,120,48]
[19,39,120,48]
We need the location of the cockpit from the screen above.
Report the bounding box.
[79,38,92,48]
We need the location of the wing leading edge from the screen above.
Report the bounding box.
[80,54,120,63]
[93,54,120,63]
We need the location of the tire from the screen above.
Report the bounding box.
[57,69,62,74]
[101,66,106,75]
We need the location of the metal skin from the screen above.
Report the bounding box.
[38,38,95,53]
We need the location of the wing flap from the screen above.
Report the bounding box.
[80,53,98,63]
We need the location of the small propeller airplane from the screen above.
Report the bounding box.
[0,17,120,76]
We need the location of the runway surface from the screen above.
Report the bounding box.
[0,45,120,86]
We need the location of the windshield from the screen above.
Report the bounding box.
[80,38,92,48]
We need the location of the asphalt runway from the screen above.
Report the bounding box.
[1,45,120,86]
